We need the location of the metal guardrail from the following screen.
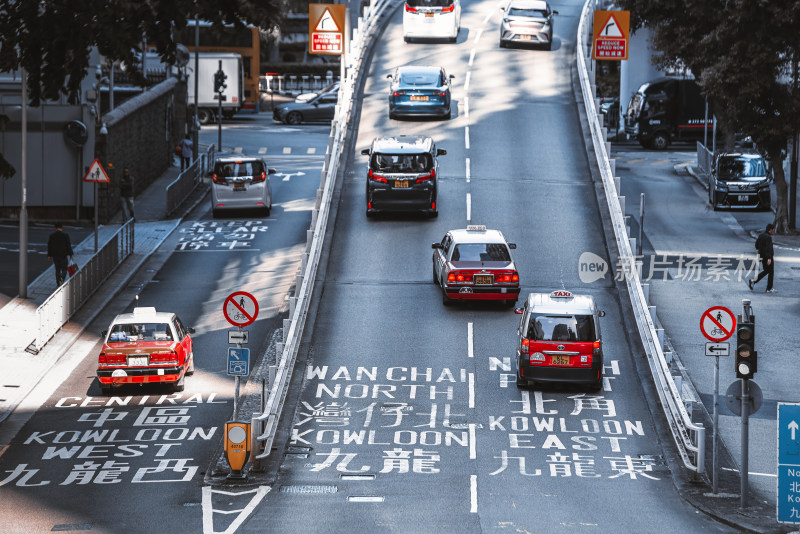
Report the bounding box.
[697,141,713,176]
[577,2,705,473]
[260,74,339,94]
[250,0,397,463]
[34,220,134,351]
[166,148,215,216]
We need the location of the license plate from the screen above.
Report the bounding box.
[394,180,409,188]
[474,274,493,285]
[738,195,750,201]
[520,34,532,40]
[128,355,148,367]
[425,12,434,17]
[410,95,429,101]
[234,183,246,192]
[551,354,570,366]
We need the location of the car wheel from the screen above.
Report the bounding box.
[499,40,507,48]
[505,298,517,308]
[173,373,185,393]
[546,40,553,51]
[590,378,603,392]
[212,209,220,219]
[286,111,302,125]
[100,383,113,396]
[197,108,213,125]
[433,264,439,285]
[449,36,457,43]
[389,111,396,120]
[442,288,453,306]
[186,353,195,376]
[428,209,439,218]
[404,36,411,43]
[516,373,527,388]
[264,205,271,217]
[443,109,451,120]
[651,132,669,150]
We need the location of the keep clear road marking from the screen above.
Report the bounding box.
[202,485,271,534]
[466,193,472,221]
[258,147,267,154]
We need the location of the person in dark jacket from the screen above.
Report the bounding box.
[749,223,776,293]
[47,222,73,286]
[120,168,135,221]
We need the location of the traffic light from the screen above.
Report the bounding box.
[735,314,756,380]
[214,70,227,93]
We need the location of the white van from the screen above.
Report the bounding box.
[403,0,461,43]
[211,156,275,217]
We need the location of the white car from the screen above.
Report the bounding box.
[403,0,461,43]
[499,0,558,50]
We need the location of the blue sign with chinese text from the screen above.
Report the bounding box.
[778,402,800,524]
[227,347,250,377]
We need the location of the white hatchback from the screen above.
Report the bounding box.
[403,0,461,43]
[211,157,275,217]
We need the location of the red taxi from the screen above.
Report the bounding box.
[514,290,605,390]
[432,225,520,306]
[97,307,195,395]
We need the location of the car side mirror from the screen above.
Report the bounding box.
[188,327,196,334]
[598,311,606,317]
[432,243,442,249]
[361,148,370,155]
[386,74,393,79]
[553,10,559,15]
[449,74,455,79]
[514,307,524,314]
[508,243,516,249]
[268,168,277,174]
[437,149,447,155]
[101,330,107,338]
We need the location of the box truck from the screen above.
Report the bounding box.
[187,52,245,124]
[624,77,711,149]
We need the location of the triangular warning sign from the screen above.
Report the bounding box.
[83,158,110,183]
[598,14,624,38]
[315,9,340,32]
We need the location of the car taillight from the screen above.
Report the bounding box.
[151,352,178,365]
[405,3,417,12]
[441,4,454,12]
[593,340,601,356]
[496,272,519,283]
[520,339,529,354]
[393,91,406,96]
[416,169,435,183]
[438,91,447,96]
[448,272,472,282]
[369,169,388,183]
[99,353,107,365]
[212,173,227,184]
[252,171,266,183]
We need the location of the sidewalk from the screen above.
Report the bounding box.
[0,160,210,424]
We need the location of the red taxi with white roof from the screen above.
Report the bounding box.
[514,290,605,390]
[97,307,195,395]
[432,225,520,306]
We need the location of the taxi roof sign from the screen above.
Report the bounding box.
[550,290,573,298]
[466,225,487,231]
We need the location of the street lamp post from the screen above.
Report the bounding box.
[18,67,28,299]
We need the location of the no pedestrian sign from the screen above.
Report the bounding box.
[223,291,259,327]
[699,306,736,342]
[592,10,629,61]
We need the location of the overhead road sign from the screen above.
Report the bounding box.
[223,291,259,327]
[778,402,800,524]
[309,4,346,55]
[592,10,629,61]
[700,306,736,342]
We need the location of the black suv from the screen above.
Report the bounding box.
[708,152,771,211]
[361,135,446,218]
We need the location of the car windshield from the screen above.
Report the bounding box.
[216,161,264,177]
[371,153,432,172]
[108,322,174,342]
[507,7,548,17]
[717,157,766,180]
[407,0,453,7]
[451,243,511,262]
[399,72,440,86]
[528,315,596,342]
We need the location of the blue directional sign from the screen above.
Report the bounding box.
[227,347,250,377]
[778,402,800,524]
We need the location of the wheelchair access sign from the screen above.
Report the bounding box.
[227,347,250,377]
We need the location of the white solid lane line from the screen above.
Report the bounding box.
[470,474,478,513]
[466,193,472,221]
[468,372,475,409]
[469,421,477,459]
[468,322,474,357]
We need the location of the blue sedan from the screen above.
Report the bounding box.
[387,65,454,120]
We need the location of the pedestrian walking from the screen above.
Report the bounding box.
[47,222,73,286]
[180,134,194,171]
[749,223,776,293]
[120,168,135,221]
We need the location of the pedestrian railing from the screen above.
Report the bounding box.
[166,148,215,216]
[697,141,713,176]
[34,220,135,352]
[577,1,705,474]
[250,0,397,465]
[260,73,339,95]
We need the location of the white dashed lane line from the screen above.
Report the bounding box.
[465,157,471,183]
[470,474,478,513]
[466,193,472,221]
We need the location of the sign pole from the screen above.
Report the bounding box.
[712,354,719,493]
[94,182,98,252]
[740,378,750,509]
[234,325,242,420]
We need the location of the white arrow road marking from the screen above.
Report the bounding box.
[790,420,798,441]
[202,485,270,534]
[275,171,306,182]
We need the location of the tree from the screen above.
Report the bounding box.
[0,0,284,106]
[617,0,800,233]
